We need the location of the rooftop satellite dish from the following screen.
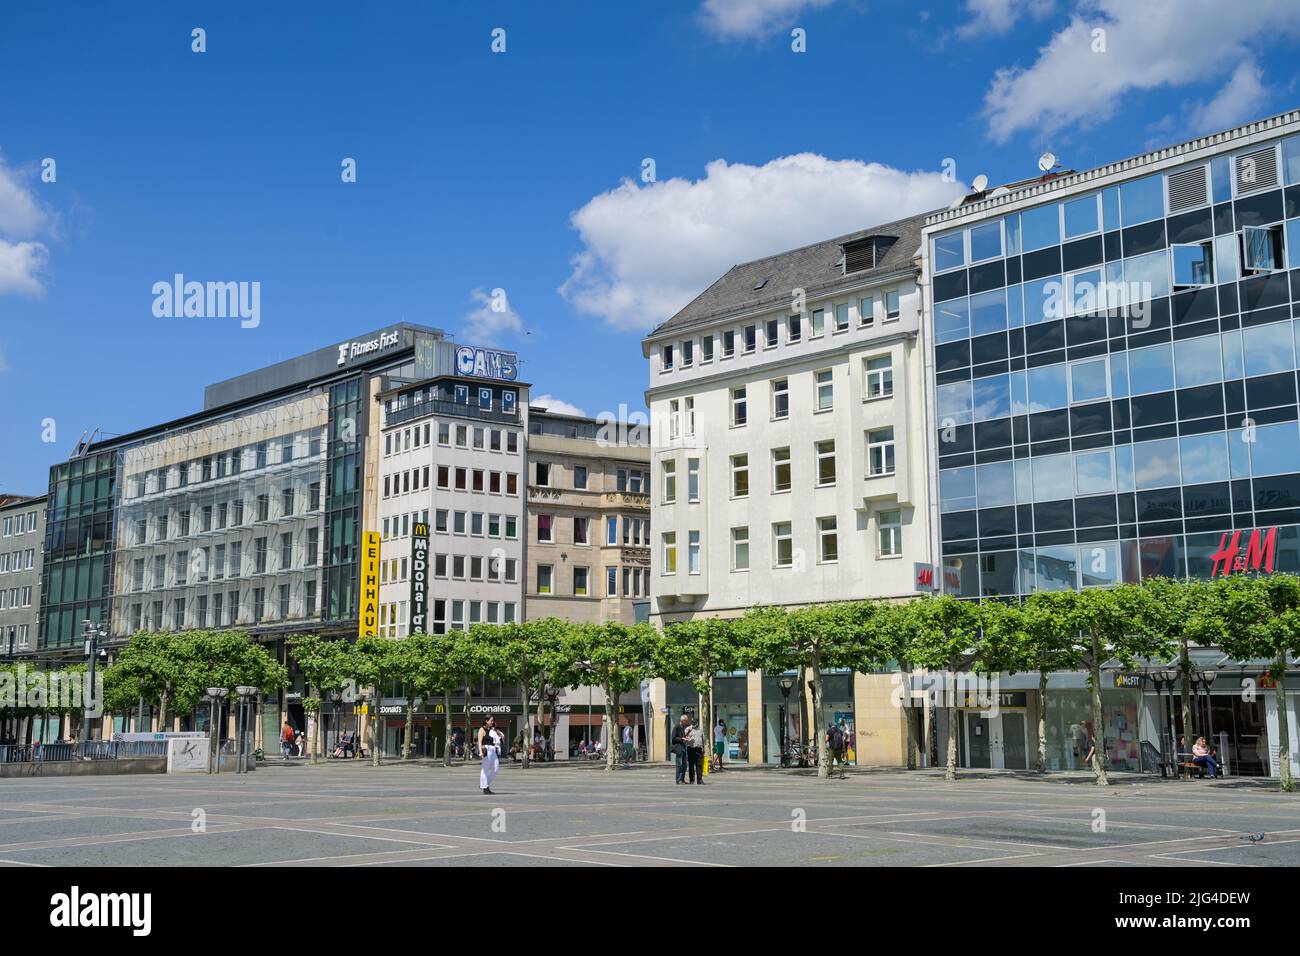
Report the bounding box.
[1038,151,1058,173]
[971,174,989,193]
[947,195,965,210]
[989,185,1010,197]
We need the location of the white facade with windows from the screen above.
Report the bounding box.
[644,216,936,624]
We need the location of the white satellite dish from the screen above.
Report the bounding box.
[1038,151,1058,173]
[947,195,965,210]
[971,174,989,193]
[989,185,1010,197]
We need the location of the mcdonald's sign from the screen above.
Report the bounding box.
[410,522,429,633]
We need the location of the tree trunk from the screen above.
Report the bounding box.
[535,673,546,764]
[158,689,170,731]
[811,648,828,780]
[602,683,618,772]
[1180,636,1193,755]
[945,703,958,781]
[1276,653,1293,792]
[463,681,474,763]
[1089,640,1109,786]
[797,664,808,753]
[371,685,382,766]
[520,670,531,769]
[1036,669,1048,774]
[900,658,916,770]
[311,689,321,766]
[442,686,452,766]
[402,699,414,760]
[705,680,714,770]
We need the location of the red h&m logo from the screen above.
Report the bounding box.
[1209,527,1277,577]
[916,566,934,587]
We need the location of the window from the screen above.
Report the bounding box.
[574,466,588,489]
[722,330,735,357]
[537,514,554,543]
[834,303,850,332]
[884,289,900,321]
[574,566,589,596]
[662,533,677,574]
[810,308,825,337]
[681,339,694,366]
[788,314,802,341]
[607,566,618,596]
[731,454,750,497]
[662,344,674,371]
[1172,242,1214,287]
[818,516,838,563]
[1069,357,1109,404]
[877,509,902,557]
[687,458,700,502]
[1242,225,1284,273]
[538,565,554,594]
[731,527,749,571]
[771,378,789,419]
[868,428,895,476]
[687,531,701,574]
[662,460,677,503]
[772,447,791,492]
[607,515,618,544]
[574,516,589,545]
[685,397,695,435]
[764,318,779,348]
[859,295,875,327]
[816,439,836,486]
[536,462,551,486]
[743,325,756,353]
[702,334,714,362]
[970,220,1003,260]
[731,387,748,426]
[1063,194,1099,239]
[773,522,793,567]
[815,369,834,412]
[865,355,893,398]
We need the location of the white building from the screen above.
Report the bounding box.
[640,214,938,766]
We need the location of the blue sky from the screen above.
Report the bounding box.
[3,0,1300,492]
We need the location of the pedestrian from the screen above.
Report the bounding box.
[713,719,727,771]
[295,731,306,758]
[826,721,848,779]
[622,722,634,766]
[1191,736,1219,778]
[687,717,705,784]
[671,713,690,784]
[280,720,295,760]
[478,715,503,794]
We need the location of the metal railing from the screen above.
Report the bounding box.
[0,740,168,763]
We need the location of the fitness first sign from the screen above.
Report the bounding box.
[410,522,429,633]
[337,329,401,366]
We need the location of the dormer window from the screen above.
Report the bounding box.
[842,235,897,274]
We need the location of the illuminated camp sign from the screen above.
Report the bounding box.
[456,345,517,381]
[1209,527,1277,577]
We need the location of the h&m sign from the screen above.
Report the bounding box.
[1209,527,1277,578]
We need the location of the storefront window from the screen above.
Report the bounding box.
[1044,688,1140,771]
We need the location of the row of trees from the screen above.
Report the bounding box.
[11,574,1299,788]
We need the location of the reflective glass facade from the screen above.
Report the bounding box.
[930,131,1300,597]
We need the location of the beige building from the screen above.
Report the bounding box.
[525,407,651,624]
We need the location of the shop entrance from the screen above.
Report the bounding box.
[962,711,1028,769]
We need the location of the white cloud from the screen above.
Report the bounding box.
[698,0,836,40]
[0,154,50,296]
[982,0,1300,143]
[531,394,587,418]
[460,286,523,346]
[1189,61,1269,134]
[957,0,1056,39]
[0,240,47,296]
[560,154,965,332]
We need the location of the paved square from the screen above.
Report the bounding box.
[1,762,1297,867]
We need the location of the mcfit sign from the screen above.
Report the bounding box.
[410,522,429,633]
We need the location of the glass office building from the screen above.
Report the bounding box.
[926,111,1300,596]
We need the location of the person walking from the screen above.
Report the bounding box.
[827,721,848,779]
[671,713,690,784]
[621,722,634,766]
[687,717,705,784]
[478,716,504,794]
[280,720,295,760]
[713,719,727,771]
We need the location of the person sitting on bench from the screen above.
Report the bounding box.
[1191,736,1218,778]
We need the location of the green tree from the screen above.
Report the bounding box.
[1064,585,1169,786]
[499,620,566,768]
[407,632,458,762]
[551,622,659,772]
[655,617,745,755]
[1218,573,1300,791]
[1140,577,1225,751]
[102,631,196,730]
[870,601,926,769]
[289,634,354,764]
[352,634,399,766]
[904,595,984,782]
[982,593,1083,773]
[457,626,508,760]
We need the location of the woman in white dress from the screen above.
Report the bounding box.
[478,716,503,794]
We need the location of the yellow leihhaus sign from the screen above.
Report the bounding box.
[359,531,381,637]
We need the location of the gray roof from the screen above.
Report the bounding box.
[646,210,929,341]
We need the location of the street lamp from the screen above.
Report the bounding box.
[206,687,229,774]
[328,689,342,757]
[80,619,108,747]
[234,686,257,774]
[777,677,794,767]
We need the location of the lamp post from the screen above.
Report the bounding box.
[328,689,341,757]
[778,676,794,767]
[235,686,257,774]
[1197,669,1219,767]
[206,687,229,774]
[79,619,108,746]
